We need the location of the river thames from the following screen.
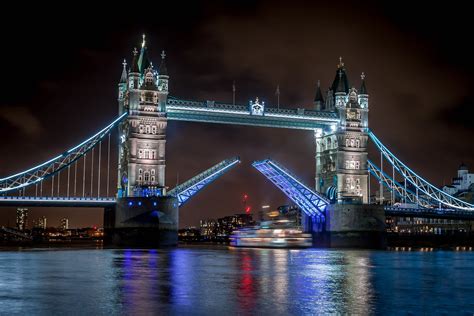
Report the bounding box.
[0,246,473,315]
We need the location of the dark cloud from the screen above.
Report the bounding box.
[438,97,474,130]
[0,106,44,137]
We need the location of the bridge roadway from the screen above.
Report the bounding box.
[0,196,116,208]
[1,196,473,220]
[166,98,339,130]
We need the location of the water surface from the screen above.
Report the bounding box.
[0,246,473,315]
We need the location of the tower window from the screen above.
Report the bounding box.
[346,139,349,147]
[350,139,355,147]
[144,150,149,159]
[356,139,360,148]
[139,169,143,174]
[146,125,151,134]
[152,126,157,134]
[139,125,144,133]
[144,172,150,182]
[151,176,155,182]
[138,150,143,159]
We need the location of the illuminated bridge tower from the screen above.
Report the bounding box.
[314,60,385,248]
[106,36,177,247]
[315,60,369,203]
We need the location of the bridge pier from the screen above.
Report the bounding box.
[104,196,178,247]
[324,204,386,248]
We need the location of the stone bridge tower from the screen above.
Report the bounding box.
[117,36,169,198]
[315,59,369,204]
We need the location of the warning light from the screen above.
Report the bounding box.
[245,206,251,213]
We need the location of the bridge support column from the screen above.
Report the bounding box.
[104,196,178,247]
[324,204,386,248]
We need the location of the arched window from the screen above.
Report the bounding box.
[138,150,143,159]
[151,150,156,159]
[152,126,157,134]
[355,161,360,169]
[144,172,150,182]
[146,125,151,134]
[138,175,142,181]
[350,139,355,147]
[151,176,155,182]
[151,169,155,175]
[139,169,143,174]
[139,125,144,133]
[346,139,349,147]
[356,139,360,148]
[144,150,149,159]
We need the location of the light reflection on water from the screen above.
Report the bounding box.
[0,247,473,314]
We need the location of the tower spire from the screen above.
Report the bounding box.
[336,70,346,93]
[314,80,325,110]
[120,59,127,83]
[359,72,367,95]
[159,50,168,76]
[130,48,140,73]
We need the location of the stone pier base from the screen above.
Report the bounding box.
[324,204,386,248]
[104,196,178,247]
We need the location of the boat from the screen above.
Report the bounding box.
[229,219,312,248]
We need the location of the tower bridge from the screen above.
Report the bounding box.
[1,36,473,247]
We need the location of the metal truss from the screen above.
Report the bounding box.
[368,160,433,208]
[168,157,240,206]
[369,131,474,211]
[166,97,339,130]
[252,159,329,217]
[0,113,128,193]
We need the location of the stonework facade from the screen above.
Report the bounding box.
[117,41,169,198]
[315,60,369,204]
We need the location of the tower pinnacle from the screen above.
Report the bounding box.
[120,59,127,83]
[141,34,146,48]
[360,72,367,95]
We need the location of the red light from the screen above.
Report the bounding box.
[245,206,251,213]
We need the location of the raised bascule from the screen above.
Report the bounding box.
[1,36,473,247]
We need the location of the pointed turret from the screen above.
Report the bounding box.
[130,48,140,74]
[359,72,369,109]
[331,57,350,94]
[334,70,346,108]
[314,80,325,111]
[120,59,127,84]
[360,72,367,95]
[159,50,168,76]
[138,34,151,73]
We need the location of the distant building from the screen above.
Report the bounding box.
[60,218,69,230]
[34,216,47,230]
[16,208,29,231]
[442,163,474,199]
[199,213,253,241]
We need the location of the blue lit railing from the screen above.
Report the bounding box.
[252,159,329,217]
[0,112,128,193]
[168,157,240,206]
[369,130,474,211]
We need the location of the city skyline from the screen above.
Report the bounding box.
[1,1,473,228]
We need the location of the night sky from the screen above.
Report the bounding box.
[1,1,473,228]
